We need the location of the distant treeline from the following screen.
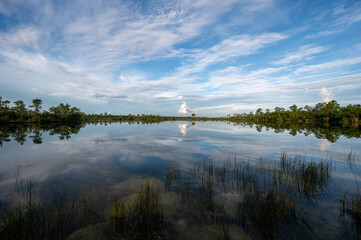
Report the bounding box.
[1,97,360,127]
[229,100,361,127]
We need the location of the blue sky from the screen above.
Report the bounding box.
[0,0,361,116]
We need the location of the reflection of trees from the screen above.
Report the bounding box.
[48,124,82,140]
[0,129,11,147]
[0,121,360,146]
[0,123,84,146]
[11,127,27,145]
[0,125,29,146]
[29,128,43,144]
[234,121,361,142]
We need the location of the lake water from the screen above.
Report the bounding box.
[1,121,361,239]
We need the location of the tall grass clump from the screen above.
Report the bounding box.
[0,178,107,240]
[236,154,332,238]
[109,179,164,240]
[239,187,297,239]
[164,160,180,191]
[339,150,361,237]
[279,152,332,199]
[348,194,361,235]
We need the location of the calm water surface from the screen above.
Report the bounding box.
[1,121,361,238]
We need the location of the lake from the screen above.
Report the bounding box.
[1,121,361,239]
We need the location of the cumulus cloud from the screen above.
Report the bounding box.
[178,101,191,114]
[318,87,334,103]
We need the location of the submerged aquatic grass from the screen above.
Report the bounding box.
[339,150,361,238]
[6,152,361,240]
[109,179,164,239]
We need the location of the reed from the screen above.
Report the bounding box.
[0,152,337,239]
[164,160,180,191]
[108,179,164,239]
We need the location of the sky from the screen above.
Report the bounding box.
[0,0,361,116]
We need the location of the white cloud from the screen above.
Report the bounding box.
[318,87,334,103]
[0,27,44,51]
[333,2,361,26]
[272,45,328,65]
[56,0,248,68]
[178,32,288,75]
[306,2,361,39]
[295,57,361,74]
[204,66,284,92]
[178,101,191,114]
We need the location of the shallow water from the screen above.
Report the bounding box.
[1,121,361,239]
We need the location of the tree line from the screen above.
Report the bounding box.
[1,97,360,127]
[229,100,361,127]
[0,97,85,123]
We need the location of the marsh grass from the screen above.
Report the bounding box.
[0,152,335,239]
[180,154,332,239]
[164,160,180,191]
[239,187,297,239]
[339,150,361,238]
[0,178,106,240]
[109,179,165,239]
[278,152,332,200]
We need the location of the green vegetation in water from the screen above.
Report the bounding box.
[0,152,345,240]
[339,150,361,238]
[109,180,164,239]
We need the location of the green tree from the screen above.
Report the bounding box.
[0,97,11,121]
[30,99,42,122]
[304,105,312,112]
[289,104,297,112]
[49,103,83,122]
[13,100,27,121]
[30,99,42,114]
[256,108,263,116]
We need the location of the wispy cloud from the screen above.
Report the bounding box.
[0,27,45,51]
[295,57,361,74]
[306,1,361,38]
[272,45,328,65]
[332,2,361,27]
[178,32,288,75]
